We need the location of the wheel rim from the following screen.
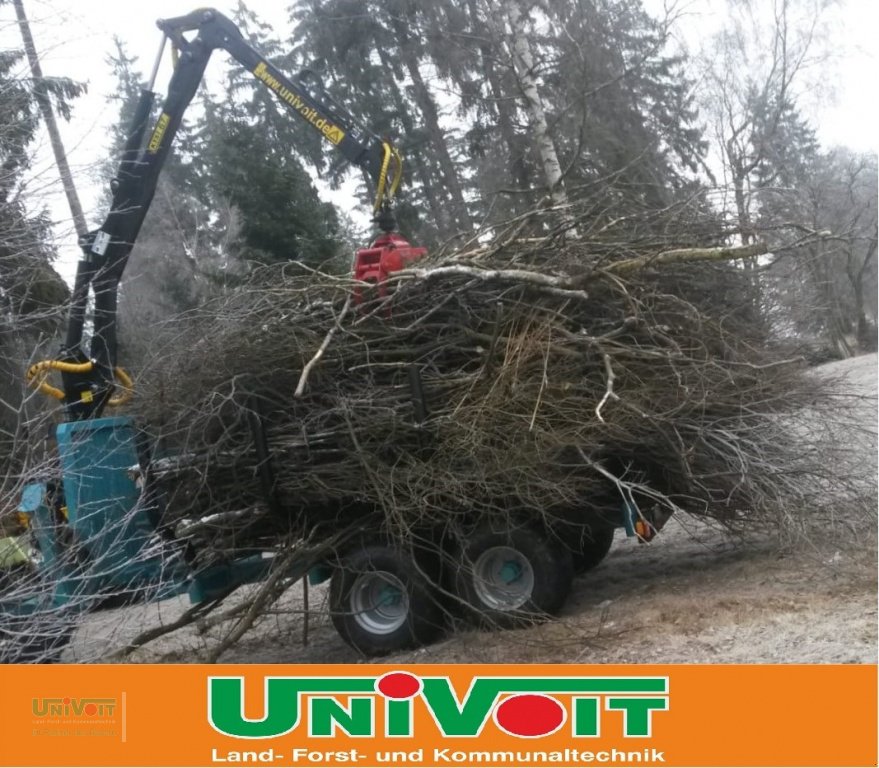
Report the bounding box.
[350,570,409,635]
[472,545,535,611]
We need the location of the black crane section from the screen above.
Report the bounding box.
[38,8,405,420]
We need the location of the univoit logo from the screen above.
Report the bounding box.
[31,696,120,740]
[209,673,668,740]
[32,698,117,718]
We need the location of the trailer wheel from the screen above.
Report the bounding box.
[455,526,573,628]
[330,544,443,656]
[572,524,615,574]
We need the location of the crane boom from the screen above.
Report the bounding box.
[43,8,405,420]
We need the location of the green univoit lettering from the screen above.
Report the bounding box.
[209,676,667,739]
[386,699,412,737]
[420,679,503,736]
[422,678,665,737]
[573,697,600,736]
[607,697,669,737]
[309,697,373,737]
[209,678,374,738]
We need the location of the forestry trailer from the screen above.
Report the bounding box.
[1,9,652,662]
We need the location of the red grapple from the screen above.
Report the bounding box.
[353,233,427,303]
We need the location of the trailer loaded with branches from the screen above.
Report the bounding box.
[107,233,827,653]
[0,7,846,663]
[2,223,849,661]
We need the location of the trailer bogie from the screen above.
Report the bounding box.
[2,413,675,661]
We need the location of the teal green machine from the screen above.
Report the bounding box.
[1,6,404,660]
[15,416,274,611]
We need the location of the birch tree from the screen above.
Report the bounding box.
[503,1,571,215]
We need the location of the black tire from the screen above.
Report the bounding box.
[454,526,573,628]
[572,524,615,574]
[329,544,444,656]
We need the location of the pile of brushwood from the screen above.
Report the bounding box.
[129,229,839,571]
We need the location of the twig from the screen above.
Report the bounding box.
[205,547,303,663]
[529,328,551,431]
[110,587,236,659]
[294,296,351,397]
[604,242,769,275]
[594,353,619,422]
[302,576,309,648]
[395,264,589,300]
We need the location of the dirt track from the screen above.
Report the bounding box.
[65,354,878,664]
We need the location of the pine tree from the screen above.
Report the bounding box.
[289,0,473,244]
[289,0,710,239]
[200,100,342,267]
[0,22,81,481]
[532,0,706,212]
[192,3,344,268]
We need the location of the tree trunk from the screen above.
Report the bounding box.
[466,0,533,203]
[850,238,877,349]
[14,0,87,238]
[728,155,763,315]
[390,18,472,236]
[505,1,571,219]
[376,47,451,240]
[728,150,754,246]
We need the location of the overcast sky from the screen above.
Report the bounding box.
[0,0,875,277]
